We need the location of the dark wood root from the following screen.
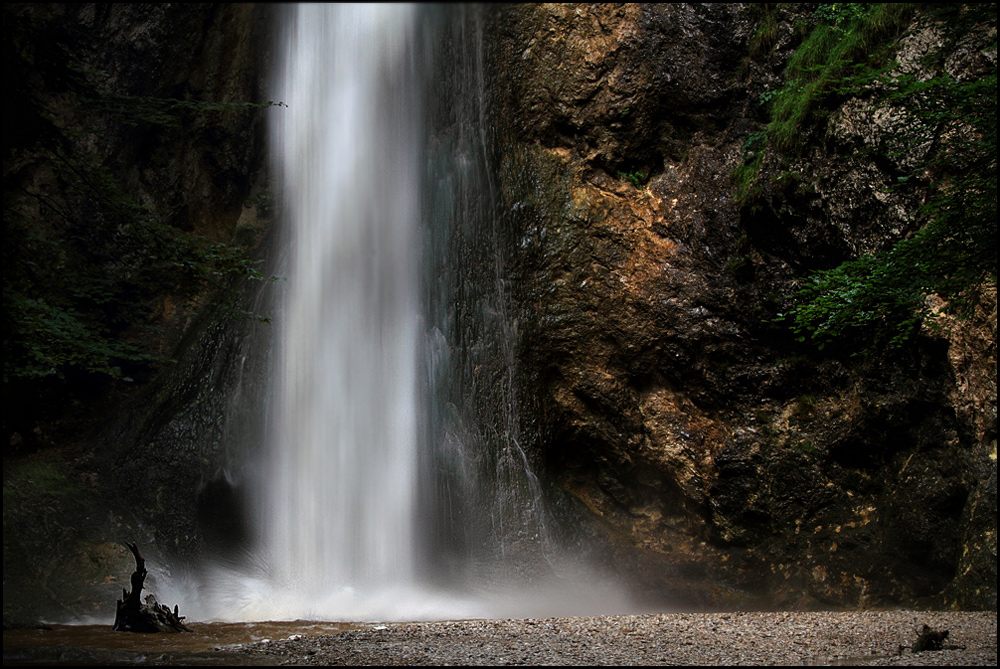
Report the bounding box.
[112,542,191,633]
[911,624,949,652]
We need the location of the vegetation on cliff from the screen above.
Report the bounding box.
[3,3,994,622]
[496,2,995,610]
[741,4,997,353]
[4,7,275,388]
[4,4,276,623]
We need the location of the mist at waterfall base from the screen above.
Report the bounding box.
[164,5,637,623]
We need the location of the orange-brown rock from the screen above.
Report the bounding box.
[491,4,996,609]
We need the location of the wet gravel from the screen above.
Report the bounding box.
[230,610,996,665]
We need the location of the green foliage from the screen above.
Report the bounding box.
[767,3,914,152]
[795,393,818,415]
[758,89,780,106]
[736,4,915,203]
[749,9,780,57]
[4,154,275,382]
[739,4,997,354]
[3,8,279,384]
[812,3,868,29]
[618,170,648,188]
[734,152,765,204]
[4,294,158,382]
[793,439,817,457]
[785,6,997,352]
[784,144,997,353]
[3,459,76,503]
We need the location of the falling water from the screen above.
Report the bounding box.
[260,3,426,617]
[175,3,634,622]
[417,6,557,588]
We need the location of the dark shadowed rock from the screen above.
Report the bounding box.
[491,4,996,609]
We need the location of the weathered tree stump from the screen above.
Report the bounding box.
[911,624,949,652]
[112,542,191,633]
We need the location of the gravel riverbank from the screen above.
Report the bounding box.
[233,610,996,665]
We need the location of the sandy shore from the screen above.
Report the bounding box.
[232,610,996,666]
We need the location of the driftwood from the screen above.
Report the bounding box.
[911,624,949,652]
[112,542,191,633]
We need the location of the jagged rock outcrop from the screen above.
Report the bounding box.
[491,4,996,609]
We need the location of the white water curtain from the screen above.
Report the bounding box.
[265,2,421,609]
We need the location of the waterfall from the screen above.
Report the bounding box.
[176,3,633,623]
[260,3,425,617]
[418,6,555,587]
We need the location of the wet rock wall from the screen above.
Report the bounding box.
[489,3,996,609]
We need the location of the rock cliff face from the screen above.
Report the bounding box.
[3,3,274,622]
[490,4,996,609]
[3,3,994,624]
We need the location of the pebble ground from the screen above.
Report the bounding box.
[232,610,996,665]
